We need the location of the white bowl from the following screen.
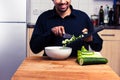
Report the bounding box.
[45,46,72,60]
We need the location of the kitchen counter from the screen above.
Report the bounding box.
[27,24,120,29]
[12,56,120,80]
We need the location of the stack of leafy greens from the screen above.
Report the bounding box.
[77,46,108,65]
[62,35,83,47]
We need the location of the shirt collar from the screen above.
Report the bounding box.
[49,5,76,18]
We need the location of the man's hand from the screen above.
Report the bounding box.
[82,28,93,42]
[51,26,65,37]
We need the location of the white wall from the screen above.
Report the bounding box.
[27,0,113,25]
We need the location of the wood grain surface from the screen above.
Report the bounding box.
[12,56,120,80]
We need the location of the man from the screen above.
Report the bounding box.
[30,0,103,56]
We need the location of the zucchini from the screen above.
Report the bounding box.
[77,50,94,57]
[77,46,108,66]
[79,46,94,55]
[77,57,108,66]
[81,46,88,52]
[62,35,82,46]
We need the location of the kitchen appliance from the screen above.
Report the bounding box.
[0,0,26,80]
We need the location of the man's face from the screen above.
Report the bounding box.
[52,0,71,12]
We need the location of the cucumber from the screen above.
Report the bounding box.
[77,46,108,65]
[81,51,94,55]
[81,46,88,52]
[77,57,108,66]
[77,50,94,56]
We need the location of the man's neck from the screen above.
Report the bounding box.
[57,8,71,18]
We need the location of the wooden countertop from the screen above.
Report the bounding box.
[12,56,120,80]
[27,24,120,29]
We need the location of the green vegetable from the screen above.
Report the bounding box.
[81,46,88,52]
[79,46,94,55]
[77,46,108,65]
[77,57,108,66]
[62,35,82,47]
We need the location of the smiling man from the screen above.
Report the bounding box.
[30,0,103,56]
[53,0,71,16]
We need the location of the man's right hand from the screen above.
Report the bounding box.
[51,26,65,37]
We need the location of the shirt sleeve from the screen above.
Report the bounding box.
[84,13,103,51]
[29,15,55,54]
[89,33,103,51]
[67,12,103,53]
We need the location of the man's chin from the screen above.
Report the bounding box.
[59,9,67,12]
[59,7,68,12]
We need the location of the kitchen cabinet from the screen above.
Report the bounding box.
[98,29,120,76]
[27,28,44,57]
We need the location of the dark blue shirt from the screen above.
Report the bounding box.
[30,6,103,56]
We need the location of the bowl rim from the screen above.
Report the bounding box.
[45,46,72,50]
